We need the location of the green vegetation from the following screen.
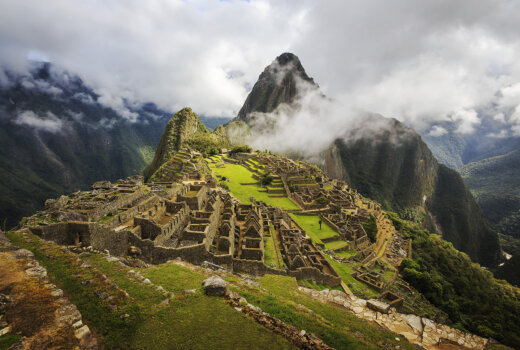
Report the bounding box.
[335,250,358,259]
[323,240,348,250]
[210,163,299,210]
[264,233,284,269]
[361,215,378,243]
[6,231,294,350]
[228,145,252,155]
[146,108,231,180]
[460,148,520,239]
[324,257,379,299]
[315,196,329,205]
[388,212,520,348]
[260,172,274,186]
[289,214,338,243]
[237,274,414,350]
[0,335,22,350]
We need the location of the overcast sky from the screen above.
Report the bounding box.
[1,0,520,135]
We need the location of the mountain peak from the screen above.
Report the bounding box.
[235,53,317,122]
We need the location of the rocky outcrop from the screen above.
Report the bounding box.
[202,275,228,296]
[298,287,488,350]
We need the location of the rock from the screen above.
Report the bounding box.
[353,298,367,307]
[142,278,151,284]
[73,320,83,329]
[402,314,423,334]
[128,246,141,257]
[11,249,34,258]
[367,299,390,314]
[51,289,64,297]
[159,298,170,306]
[202,275,227,296]
[181,289,197,295]
[75,324,91,340]
[25,265,47,278]
[353,306,364,314]
[80,262,91,268]
[201,261,226,271]
[299,330,306,337]
[0,326,10,336]
[106,256,119,262]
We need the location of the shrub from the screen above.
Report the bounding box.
[229,145,252,155]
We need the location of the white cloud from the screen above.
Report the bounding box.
[452,109,481,134]
[0,0,519,137]
[428,125,448,137]
[14,110,63,133]
[487,129,509,138]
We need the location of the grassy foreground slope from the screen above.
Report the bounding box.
[5,230,419,350]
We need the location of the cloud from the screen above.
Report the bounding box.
[0,0,519,137]
[14,110,64,133]
[428,126,448,137]
[19,76,63,96]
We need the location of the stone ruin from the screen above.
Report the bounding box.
[24,172,341,287]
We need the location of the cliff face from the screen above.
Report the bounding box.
[236,53,501,266]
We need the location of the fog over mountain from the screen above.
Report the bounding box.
[2,0,520,139]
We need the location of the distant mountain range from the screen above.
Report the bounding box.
[230,53,501,267]
[0,63,170,228]
[422,116,520,243]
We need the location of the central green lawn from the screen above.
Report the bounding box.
[289,214,339,243]
[210,163,299,210]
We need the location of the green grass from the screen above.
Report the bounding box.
[335,250,358,259]
[289,214,339,243]
[324,256,379,299]
[210,163,299,210]
[7,232,142,350]
[141,263,208,294]
[0,335,22,350]
[6,231,293,350]
[264,234,284,269]
[231,274,417,350]
[324,240,348,250]
[131,294,294,350]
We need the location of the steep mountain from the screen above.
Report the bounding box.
[459,148,520,238]
[0,63,170,228]
[236,52,318,123]
[145,107,231,180]
[233,53,501,266]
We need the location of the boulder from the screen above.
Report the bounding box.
[402,314,423,334]
[202,276,227,296]
[11,249,34,258]
[367,299,390,314]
